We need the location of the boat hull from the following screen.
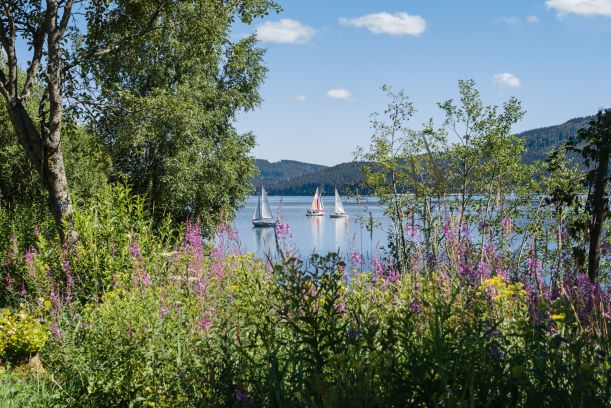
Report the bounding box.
[252,219,276,227]
[329,213,348,218]
[306,211,325,216]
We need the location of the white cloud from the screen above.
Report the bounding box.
[500,16,521,25]
[546,0,611,17]
[339,12,427,37]
[326,89,352,100]
[500,15,540,25]
[493,73,522,88]
[295,95,307,102]
[526,15,541,24]
[255,19,316,44]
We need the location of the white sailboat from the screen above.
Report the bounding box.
[329,188,348,218]
[252,187,276,227]
[306,187,325,216]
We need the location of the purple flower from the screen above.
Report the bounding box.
[129,240,142,259]
[275,222,292,238]
[50,324,62,338]
[24,247,36,264]
[528,257,542,274]
[443,225,454,241]
[198,315,212,331]
[370,258,385,277]
[501,216,513,234]
[139,272,151,287]
[4,273,13,291]
[50,291,61,308]
[335,303,346,315]
[478,262,491,279]
[409,299,422,315]
[351,251,365,268]
[405,225,421,240]
[19,283,27,297]
[159,307,169,319]
[235,388,249,402]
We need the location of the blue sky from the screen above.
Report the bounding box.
[235,0,611,165]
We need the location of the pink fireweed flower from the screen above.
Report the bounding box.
[501,216,513,234]
[351,251,365,268]
[129,240,142,260]
[139,272,151,287]
[4,273,13,291]
[370,258,385,277]
[50,324,62,338]
[528,258,542,274]
[198,315,212,331]
[24,247,36,264]
[405,225,421,240]
[275,222,292,238]
[50,291,61,308]
[442,224,454,241]
[477,262,491,280]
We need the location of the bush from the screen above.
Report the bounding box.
[0,309,48,363]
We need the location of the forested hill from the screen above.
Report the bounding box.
[254,114,600,196]
[252,159,327,188]
[518,115,594,163]
[264,162,367,196]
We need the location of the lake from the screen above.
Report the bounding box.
[232,195,390,263]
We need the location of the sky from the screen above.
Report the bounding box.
[234,0,611,166]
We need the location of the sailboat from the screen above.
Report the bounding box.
[306,187,325,216]
[329,188,348,218]
[252,187,276,227]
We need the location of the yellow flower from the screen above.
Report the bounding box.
[551,313,565,322]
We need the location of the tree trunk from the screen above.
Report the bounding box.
[6,100,72,242]
[587,137,609,281]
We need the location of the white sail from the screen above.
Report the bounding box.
[260,187,273,219]
[334,188,345,214]
[318,190,325,211]
[254,187,273,220]
[310,188,320,211]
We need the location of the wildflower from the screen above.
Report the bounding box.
[235,388,249,402]
[139,272,151,287]
[501,216,513,234]
[347,327,361,340]
[409,299,422,315]
[370,258,385,277]
[335,303,346,315]
[275,222,292,238]
[159,307,169,319]
[442,225,454,241]
[489,346,502,359]
[50,291,60,308]
[478,262,491,279]
[198,315,212,331]
[405,225,421,240]
[50,324,62,338]
[4,273,13,291]
[351,251,365,268]
[527,257,542,274]
[24,247,36,264]
[19,283,27,297]
[129,240,142,259]
[550,313,565,322]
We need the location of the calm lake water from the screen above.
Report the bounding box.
[232,196,390,263]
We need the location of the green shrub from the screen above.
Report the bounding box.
[0,309,48,362]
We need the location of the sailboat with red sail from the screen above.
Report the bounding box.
[306,187,325,216]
